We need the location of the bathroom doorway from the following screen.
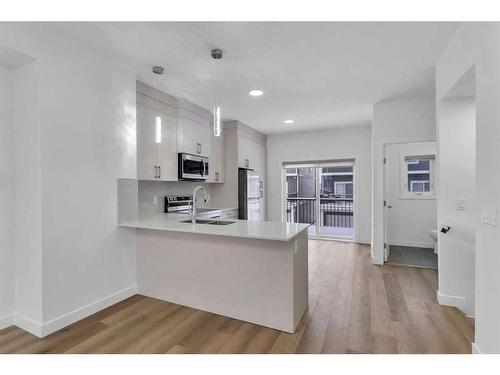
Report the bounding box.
[383,141,438,269]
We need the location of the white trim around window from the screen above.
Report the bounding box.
[400,154,436,200]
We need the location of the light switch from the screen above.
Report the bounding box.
[482,206,497,226]
[456,198,466,211]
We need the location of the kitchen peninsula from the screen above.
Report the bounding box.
[119,213,309,333]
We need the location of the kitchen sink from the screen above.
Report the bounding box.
[181,219,236,225]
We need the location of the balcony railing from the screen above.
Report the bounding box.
[286,198,316,224]
[319,198,353,228]
[286,197,353,228]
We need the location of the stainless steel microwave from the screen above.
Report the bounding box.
[178,153,209,180]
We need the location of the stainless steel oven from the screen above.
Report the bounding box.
[178,153,209,181]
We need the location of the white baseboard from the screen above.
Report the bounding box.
[14,314,43,337]
[436,290,467,311]
[356,239,372,245]
[0,314,14,330]
[472,342,482,354]
[12,285,137,338]
[40,285,137,337]
[389,240,434,249]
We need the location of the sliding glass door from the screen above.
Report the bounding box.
[284,162,354,239]
[285,166,317,235]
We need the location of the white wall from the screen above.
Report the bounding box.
[372,97,436,264]
[437,98,476,317]
[0,66,14,327]
[13,61,44,329]
[385,141,437,248]
[267,125,372,243]
[436,23,500,353]
[0,24,138,335]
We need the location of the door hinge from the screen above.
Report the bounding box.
[384,243,387,249]
[383,157,386,164]
[384,200,386,207]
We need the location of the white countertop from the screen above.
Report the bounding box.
[119,213,310,241]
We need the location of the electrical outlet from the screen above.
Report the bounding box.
[153,195,158,205]
[482,206,497,226]
[456,198,466,211]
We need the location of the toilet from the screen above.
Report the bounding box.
[429,229,438,254]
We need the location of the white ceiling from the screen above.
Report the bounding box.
[50,22,458,134]
[0,45,35,70]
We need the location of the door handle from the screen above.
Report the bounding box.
[387,205,393,209]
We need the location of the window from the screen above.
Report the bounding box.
[401,156,435,198]
[334,181,353,197]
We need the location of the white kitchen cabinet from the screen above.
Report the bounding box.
[137,93,178,181]
[137,96,158,180]
[177,111,211,157]
[208,132,224,183]
[156,102,178,181]
[238,136,254,169]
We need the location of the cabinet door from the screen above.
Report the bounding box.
[137,96,158,180]
[156,103,178,181]
[238,136,253,168]
[177,117,198,155]
[197,122,211,158]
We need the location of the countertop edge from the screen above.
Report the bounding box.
[118,221,309,242]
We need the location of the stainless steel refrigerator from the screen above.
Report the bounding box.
[238,168,264,220]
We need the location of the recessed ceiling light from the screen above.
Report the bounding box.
[249,89,264,97]
[284,119,295,124]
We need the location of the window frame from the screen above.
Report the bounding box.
[333,181,353,197]
[400,155,436,200]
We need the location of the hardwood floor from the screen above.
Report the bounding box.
[0,240,474,354]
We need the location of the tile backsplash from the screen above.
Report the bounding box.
[138,180,221,218]
[117,178,138,223]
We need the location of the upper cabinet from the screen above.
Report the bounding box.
[137,92,178,181]
[136,82,223,183]
[177,98,213,158]
[177,110,211,157]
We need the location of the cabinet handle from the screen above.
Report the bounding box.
[154,165,158,178]
[158,165,161,179]
[215,172,219,182]
[245,158,249,168]
[199,143,202,154]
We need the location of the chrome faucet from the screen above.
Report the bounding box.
[191,185,208,224]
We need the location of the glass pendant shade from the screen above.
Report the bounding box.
[213,106,221,137]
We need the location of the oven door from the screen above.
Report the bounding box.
[179,153,206,180]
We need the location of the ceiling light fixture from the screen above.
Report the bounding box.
[211,48,223,137]
[284,119,295,124]
[152,66,164,75]
[249,89,264,97]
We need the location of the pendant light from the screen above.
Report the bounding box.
[155,96,162,144]
[152,65,164,144]
[211,48,223,137]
